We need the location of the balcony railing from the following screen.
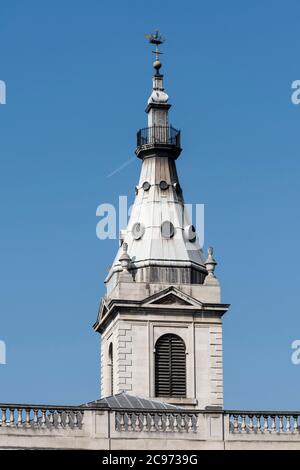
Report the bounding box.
[137,126,181,149]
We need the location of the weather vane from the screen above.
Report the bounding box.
[145,30,165,74]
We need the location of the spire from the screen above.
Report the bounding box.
[104,33,207,291]
[135,32,181,160]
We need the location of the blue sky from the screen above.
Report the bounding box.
[0,0,300,409]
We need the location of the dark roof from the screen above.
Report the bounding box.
[82,392,183,410]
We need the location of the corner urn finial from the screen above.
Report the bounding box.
[119,242,131,271]
[204,246,219,285]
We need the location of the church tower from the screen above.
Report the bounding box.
[94,34,229,409]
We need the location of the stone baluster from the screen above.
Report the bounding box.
[179,414,186,432]
[286,415,291,433]
[165,414,171,432]
[40,409,47,429]
[173,414,179,432]
[233,415,239,433]
[57,411,62,428]
[278,415,283,434]
[1,408,7,427]
[25,408,31,428]
[187,415,193,433]
[65,411,70,428]
[248,415,254,433]
[33,409,39,428]
[127,413,133,431]
[157,414,163,432]
[130,413,136,430]
[263,415,269,433]
[194,414,198,433]
[73,411,79,428]
[293,416,298,433]
[8,408,15,427]
[17,408,23,427]
[150,413,156,432]
[270,415,276,434]
[184,414,190,431]
[48,410,54,428]
[134,413,141,432]
[254,415,261,434]
[141,413,148,431]
[118,412,125,431]
[240,415,246,433]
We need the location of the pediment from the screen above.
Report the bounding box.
[98,299,109,322]
[142,287,202,308]
[150,293,191,305]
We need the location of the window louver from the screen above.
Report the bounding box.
[155,334,186,398]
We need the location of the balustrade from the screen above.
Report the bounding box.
[0,405,83,430]
[115,411,198,433]
[229,412,300,435]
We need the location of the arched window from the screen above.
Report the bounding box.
[108,343,113,395]
[155,334,186,398]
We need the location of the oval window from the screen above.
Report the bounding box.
[161,221,175,239]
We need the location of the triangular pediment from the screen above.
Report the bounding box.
[151,293,191,305]
[97,299,109,322]
[142,286,202,308]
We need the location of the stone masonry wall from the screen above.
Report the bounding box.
[209,325,223,407]
[116,322,133,393]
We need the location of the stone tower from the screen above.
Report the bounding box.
[94,36,229,409]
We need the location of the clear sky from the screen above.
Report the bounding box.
[0,0,300,409]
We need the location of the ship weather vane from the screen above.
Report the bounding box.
[145,30,165,74]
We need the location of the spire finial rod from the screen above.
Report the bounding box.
[145,30,165,75]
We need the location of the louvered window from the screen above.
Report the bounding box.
[155,334,186,397]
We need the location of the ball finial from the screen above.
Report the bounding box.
[153,59,162,73]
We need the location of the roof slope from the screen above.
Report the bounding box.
[82,392,182,410]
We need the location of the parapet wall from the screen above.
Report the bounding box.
[0,404,300,450]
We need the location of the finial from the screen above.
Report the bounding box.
[119,242,131,271]
[204,246,218,284]
[145,30,165,75]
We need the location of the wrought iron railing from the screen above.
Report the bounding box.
[137,125,180,148]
